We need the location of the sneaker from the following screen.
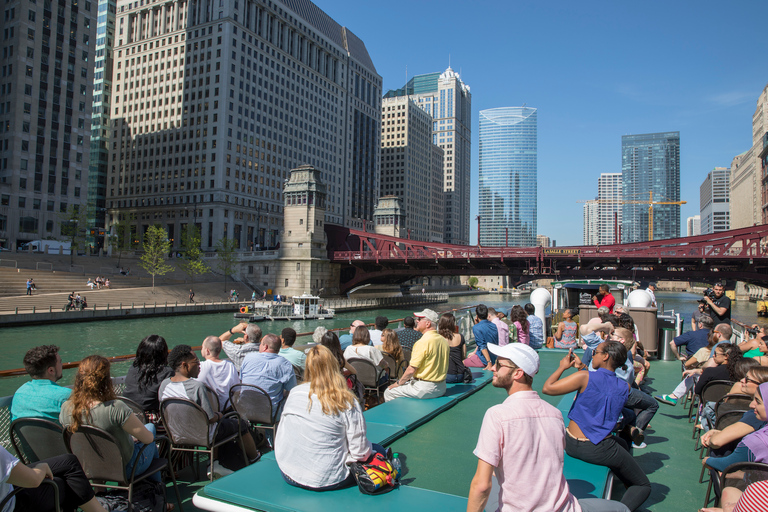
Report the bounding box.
[207,461,234,479]
[654,394,678,406]
[632,442,647,449]
[630,427,645,445]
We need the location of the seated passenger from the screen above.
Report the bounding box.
[487,307,509,347]
[220,323,262,372]
[338,320,365,350]
[369,316,388,346]
[511,305,530,346]
[159,345,260,470]
[11,345,71,424]
[123,334,174,424]
[0,445,108,512]
[439,313,470,384]
[277,328,306,370]
[240,334,297,414]
[275,345,387,491]
[197,336,240,412]
[669,315,714,361]
[379,328,403,364]
[465,304,497,369]
[60,356,162,484]
[343,326,389,384]
[397,316,423,350]
[384,309,449,402]
[524,303,545,349]
[553,309,579,350]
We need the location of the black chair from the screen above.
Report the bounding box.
[693,380,734,445]
[347,357,388,404]
[401,347,413,366]
[380,352,400,384]
[116,396,148,424]
[64,425,183,512]
[292,364,304,383]
[698,409,749,484]
[160,398,249,482]
[228,384,284,445]
[714,393,753,418]
[0,479,60,512]
[705,460,768,507]
[9,418,68,464]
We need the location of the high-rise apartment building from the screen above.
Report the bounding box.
[731,83,768,228]
[380,95,443,242]
[687,215,700,237]
[0,0,98,249]
[536,234,550,247]
[383,67,471,245]
[621,132,681,242]
[700,167,730,234]
[583,200,598,245]
[108,0,381,251]
[478,107,537,247]
[597,172,621,245]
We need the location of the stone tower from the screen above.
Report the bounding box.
[276,165,339,296]
[373,196,407,238]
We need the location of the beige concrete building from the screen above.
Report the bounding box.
[536,235,551,247]
[380,95,444,242]
[0,0,97,249]
[373,195,405,238]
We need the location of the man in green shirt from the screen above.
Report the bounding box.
[11,345,71,423]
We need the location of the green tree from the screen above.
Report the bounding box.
[139,225,174,290]
[108,221,131,269]
[59,205,87,265]
[215,237,238,294]
[177,224,209,291]
[468,276,479,289]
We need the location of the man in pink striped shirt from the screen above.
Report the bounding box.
[487,307,509,347]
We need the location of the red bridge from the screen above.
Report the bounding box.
[325,224,768,294]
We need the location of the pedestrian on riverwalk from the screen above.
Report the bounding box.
[189,289,195,303]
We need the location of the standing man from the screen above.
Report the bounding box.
[487,307,509,347]
[593,284,615,314]
[396,317,423,350]
[26,278,32,295]
[704,282,731,326]
[221,322,262,372]
[278,327,306,370]
[189,289,195,303]
[645,283,657,307]
[384,309,449,402]
[464,304,497,370]
[240,334,297,414]
[339,320,365,350]
[468,343,628,512]
[524,303,544,350]
[11,345,71,423]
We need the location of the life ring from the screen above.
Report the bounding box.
[240,306,248,313]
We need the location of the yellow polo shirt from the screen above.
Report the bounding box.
[410,329,449,382]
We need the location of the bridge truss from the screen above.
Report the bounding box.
[328,225,768,294]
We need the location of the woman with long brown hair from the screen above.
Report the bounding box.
[439,313,470,384]
[380,328,403,362]
[275,345,386,491]
[60,355,162,484]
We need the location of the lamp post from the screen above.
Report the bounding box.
[476,215,482,247]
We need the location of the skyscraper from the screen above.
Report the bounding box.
[383,67,471,245]
[0,0,97,249]
[380,95,444,242]
[597,173,622,245]
[108,0,381,251]
[478,107,537,247]
[687,215,701,236]
[621,132,681,242]
[583,200,598,245]
[700,167,730,234]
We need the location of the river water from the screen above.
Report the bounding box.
[0,291,763,397]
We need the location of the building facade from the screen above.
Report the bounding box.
[597,172,622,245]
[686,215,701,237]
[731,84,768,229]
[383,67,471,245]
[108,0,381,251]
[0,0,98,249]
[536,234,550,247]
[478,107,537,247]
[380,95,443,242]
[583,200,598,245]
[700,167,730,234]
[621,132,681,242]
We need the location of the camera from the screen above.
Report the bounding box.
[703,288,716,300]
[746,326,761,336]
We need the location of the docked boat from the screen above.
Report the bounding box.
[233,293,335,322]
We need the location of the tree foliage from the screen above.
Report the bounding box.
[215,237,238,293]
[139,225,174,290]
[177,224,209,289]
[468,276,479,289]
[108,221,132,268]
[59,205,87,264]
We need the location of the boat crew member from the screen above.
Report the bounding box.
[593,284,616,314]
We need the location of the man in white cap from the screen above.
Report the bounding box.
[383,308,449,402]
[468,343,630,512]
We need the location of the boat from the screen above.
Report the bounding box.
[233,293,335,322]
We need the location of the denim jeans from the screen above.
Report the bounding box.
[125,422,161,482]
[565,434,651,512]
[445,373,464,384]
[625,387,658,431]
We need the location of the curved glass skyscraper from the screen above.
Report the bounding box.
[478,107,537,246]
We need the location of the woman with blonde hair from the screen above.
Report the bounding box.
[60,356,163,485]
[275,345,386,491]
[380,328,403,362]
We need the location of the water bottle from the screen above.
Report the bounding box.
[392,452,401,480]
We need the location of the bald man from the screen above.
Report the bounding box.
[197,336,240,411]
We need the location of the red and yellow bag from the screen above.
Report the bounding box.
[348,452,398,495]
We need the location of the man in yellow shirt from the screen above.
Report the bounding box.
[384,308,449,402]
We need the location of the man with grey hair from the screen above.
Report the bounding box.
[197,336,240,411]
[596,306,610,322]
[221,322,262,371]
[240,334,297,413]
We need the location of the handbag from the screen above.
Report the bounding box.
[348,452,398,495]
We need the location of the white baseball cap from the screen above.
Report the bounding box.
[414,309,439,324]
[487,343,540,376]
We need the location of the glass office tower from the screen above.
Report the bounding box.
[621,132,681,242]
[478,107,537,247]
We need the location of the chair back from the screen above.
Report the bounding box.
[9,418,67,464]
[229,384,275,425]
[292,365,304,383]
[64,425,128,484]
[202,384,220,413]
[717,461,768,500]
[402,347,412,365]
[714,410,749,431]
[700,380,735,403]
[380,353,398,383]
[714,393,752,418]
[346,358,380,388]
[160,398,212,447]
[116,396,148,424]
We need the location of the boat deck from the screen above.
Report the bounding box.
[166,350,706,511]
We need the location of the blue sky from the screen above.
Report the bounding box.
[318,0,768,246]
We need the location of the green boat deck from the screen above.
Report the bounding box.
[169,350,707,511]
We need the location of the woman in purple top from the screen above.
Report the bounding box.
[543,341,650,512]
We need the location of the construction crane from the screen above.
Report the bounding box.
[578,191,687,242]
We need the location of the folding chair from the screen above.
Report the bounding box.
[693,380,734,446]
[9,417,67,464]
[705,460,768,508]
[347,357,388,404]
[0,479,60,512]
[229,384,284,447]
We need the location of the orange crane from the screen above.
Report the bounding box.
[579,191,687,241]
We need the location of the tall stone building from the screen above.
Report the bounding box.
[383,67,471,245]
[380,95,443,242]
[597,173,622,245]
[583,200,598,245]
[700,167,730,234]
[108,0,381,251]
[731,84,768,229]
[0,0,97,249]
